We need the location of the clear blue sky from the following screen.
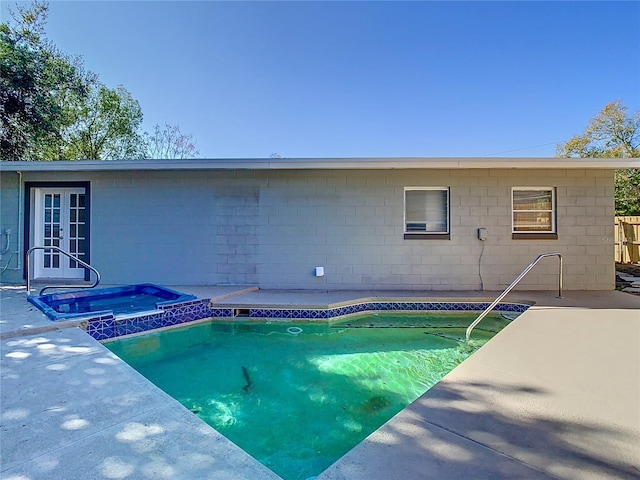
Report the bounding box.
[2,1,639,158]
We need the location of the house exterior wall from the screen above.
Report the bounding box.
[0,172,21,278]
[0,168,615,290]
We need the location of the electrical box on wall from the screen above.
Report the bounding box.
[314,266,325,277]
[477,228,488,241]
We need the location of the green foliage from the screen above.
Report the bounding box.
[0,1,93,160]
[1,1,198,161]
[556,101,640,215]
[614,169,640,216]
[62,85,145,160]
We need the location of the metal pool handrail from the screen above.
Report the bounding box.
[465,252,563,341]
[26,246,101,296]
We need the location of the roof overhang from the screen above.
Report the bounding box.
[1,157,638,172]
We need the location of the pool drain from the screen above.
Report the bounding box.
[287,326,303,335]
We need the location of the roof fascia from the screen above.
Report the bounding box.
[1,157,638,172]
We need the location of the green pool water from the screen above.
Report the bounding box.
[105,312,511,480]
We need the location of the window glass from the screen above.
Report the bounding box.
[405,188,449,234]
[513,190,552,210]
[512,188,555,233]
[513,212,553,232]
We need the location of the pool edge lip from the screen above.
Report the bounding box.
[27,294,110,321]
[216,298,533,322]
[213,296,536,311]
[114,309,164,321]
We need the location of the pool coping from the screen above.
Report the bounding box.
[1,286,639,480]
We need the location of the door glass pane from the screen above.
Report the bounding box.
[66,191,86,270]
[43,193,62,270]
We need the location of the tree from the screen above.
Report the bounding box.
[556,101,640,215]
[1,1,200,161]
[614,169,640,216]
[0,1,93,160]
[144,123,199,159]
[61,85,145,160]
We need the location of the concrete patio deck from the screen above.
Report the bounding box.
[1,285,639,479]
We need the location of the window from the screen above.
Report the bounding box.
[404,187,450,239]
[512,187,557,238]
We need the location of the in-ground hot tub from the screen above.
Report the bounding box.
[28,284,197,321]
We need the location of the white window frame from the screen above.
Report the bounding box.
[511,187,556,235]
[404,187,450,238]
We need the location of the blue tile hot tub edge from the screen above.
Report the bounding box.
[28,284,198,322]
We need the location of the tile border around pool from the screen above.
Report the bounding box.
[87,298,532,341]
[86,299,233,341]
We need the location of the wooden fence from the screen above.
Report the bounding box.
[615,216,640,263]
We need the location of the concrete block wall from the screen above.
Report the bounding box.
[0,167,615,290]
[253,168,614,290]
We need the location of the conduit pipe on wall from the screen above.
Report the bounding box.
[0,231,10,255]
[0,231,12,275]
[16,171,23,270]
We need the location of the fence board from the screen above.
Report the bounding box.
[615,216,640,263]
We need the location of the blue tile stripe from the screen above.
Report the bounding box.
[251,301,528,321]
[88,297,529,341]
[87,299,234,341]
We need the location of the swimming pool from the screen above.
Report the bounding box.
[105,311,512,480]
[28,284,197,321]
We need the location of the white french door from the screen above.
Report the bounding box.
[33,188,87,279]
